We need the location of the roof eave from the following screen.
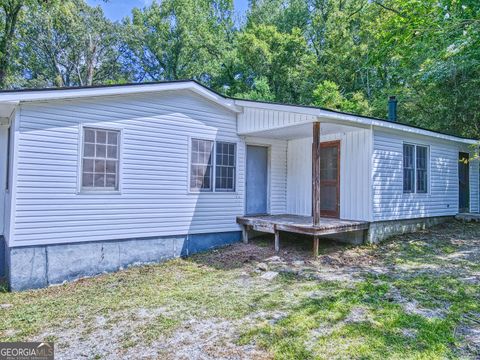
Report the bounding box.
[0,81,242,113]
[234,99,478,145]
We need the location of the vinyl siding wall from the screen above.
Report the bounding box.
[238,107,315,134]
[11,91,246,247]
[372,129,479,221]
[0,124,7,236]
[286,129,372,221]
[467,147,479,213]
[2,109,17,244]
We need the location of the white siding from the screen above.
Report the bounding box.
[286,138,312,216]
[469,157,479,213]
[12,91,245,247]
[286,129,372,221]
[244,137,287,214]
[3,109,17,244]
[238,107,315,134]
[0,124,7,235]
[372,129,472,220]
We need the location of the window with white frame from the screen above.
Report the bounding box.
[190,138,213,191]
[82,127,120,190]
[190,138,236,192]
[215,142,236,191]
[403,143,428,193]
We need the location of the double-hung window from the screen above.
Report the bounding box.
[190,138,236,192]
[215,142,236,191]
[190,139,214,191]
[82,127,120,191]
[403,143,428,193]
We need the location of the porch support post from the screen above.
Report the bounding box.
[242,225,249,244]
[313,235,319,257]
[274,227,280,252]
[312,121,321,227]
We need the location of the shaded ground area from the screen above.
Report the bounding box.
[0,220,479,359]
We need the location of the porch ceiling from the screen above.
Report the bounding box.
[242,122,366,140]
[0,103,15,119]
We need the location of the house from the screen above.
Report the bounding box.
[0,80,477,291]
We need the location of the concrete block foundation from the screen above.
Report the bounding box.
[324,230,366,245]
[366,216,452,244]
[7,231,241,291]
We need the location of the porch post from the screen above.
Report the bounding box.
[312,122,321,227]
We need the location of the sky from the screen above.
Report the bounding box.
[86,0,249,22]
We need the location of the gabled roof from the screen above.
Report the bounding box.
[0,79,476,144]
[0,79,241,113]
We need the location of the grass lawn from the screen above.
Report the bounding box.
[0,221,479,359]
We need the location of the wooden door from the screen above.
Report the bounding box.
[320,141,340,218]
[459,152,470,213]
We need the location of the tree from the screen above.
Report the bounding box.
[312,80,371,115]
[0,0,44,88]
[123,0,234,84]
[231,24,315,103]
[234,76,274,101]
[365,0,480,137]
[19,0,127,88]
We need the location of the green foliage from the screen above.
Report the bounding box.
[18,0,126,87]
[313,80,372,115]
[124,0,234,83]
[232,24,314,103]
[234,76,275,101]
[1,0,479,137]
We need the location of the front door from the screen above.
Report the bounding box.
[320,141,340,218]
[246,145,268,215]
[459,152,470,213]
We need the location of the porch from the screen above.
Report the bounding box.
[237,103,373,255]
[237,214,370,256]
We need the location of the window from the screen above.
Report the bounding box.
[215,142,236,191]
[403,144,415,193]
[190,139,236,192]
[416,146,428,193]
[190,139,213,191]
[403,143,428,194]
[82,128,120,191]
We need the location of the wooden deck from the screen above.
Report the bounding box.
[237,214,370,255]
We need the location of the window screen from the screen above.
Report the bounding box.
[215,142,236,191]
[82,128,120,190]
[416,146,428,193]
[403,144,415,193]
[190,139,213,191]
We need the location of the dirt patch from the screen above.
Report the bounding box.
[456,324,480,358]
[41,308,272,360]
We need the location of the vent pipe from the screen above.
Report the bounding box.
[388,96,397,122]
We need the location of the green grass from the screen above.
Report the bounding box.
[240,277,466,359]
[0,221,479,359]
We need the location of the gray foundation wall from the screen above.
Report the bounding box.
[324,230,366,245]
[366,216,452,244]
[7,231,241,291]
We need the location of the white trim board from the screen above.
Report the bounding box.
[0,82,241,113]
